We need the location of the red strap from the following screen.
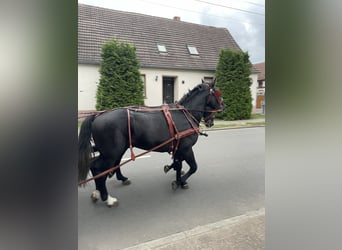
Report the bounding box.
[162,105,176,154]
[127,109,136,161]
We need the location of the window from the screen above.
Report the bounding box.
[187,45,199,55]
[157,44,167,53]
[203,76,214,83]
[141,74,146,98]
[258,80,265,88]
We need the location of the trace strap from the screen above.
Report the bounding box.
[127,109,136,161]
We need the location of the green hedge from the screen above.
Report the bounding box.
[96,39,144,110]
[215,49,252,120]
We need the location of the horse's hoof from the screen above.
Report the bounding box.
[181,183,189,189]
[171,181,179,190]
[122,179,131,185]
[107,201,119,208]
[164,165,171,173]
[106,195,119,207]
[90,190,100,203]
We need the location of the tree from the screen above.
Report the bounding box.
[96,39,144,110]
[215,49,252,120]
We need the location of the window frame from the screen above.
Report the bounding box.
[187,45,199,55]
[157,44,167,53]
[140,74,147,98]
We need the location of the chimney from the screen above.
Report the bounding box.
[173,16,181,21]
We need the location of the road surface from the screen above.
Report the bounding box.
[78,127,265,249]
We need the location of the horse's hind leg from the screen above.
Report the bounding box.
[90,156,119,207]
[107,150,131,185]
[114,168,131,185]
[109,154,131,185]
[91,175,118,207]
[164,157,185,175]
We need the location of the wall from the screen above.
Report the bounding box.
[141,68,214,106]
[78,64,100,110]
[78,64,259,112]
[250,72,259,113]
[78,64,214,110]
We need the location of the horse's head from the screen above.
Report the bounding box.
[178,79,225,127]
[202,79,225,127]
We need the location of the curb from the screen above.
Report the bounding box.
[122,208,265,250]
[200,119,265,131]
[203,125,265,131]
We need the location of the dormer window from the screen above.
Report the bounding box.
[157,44,167,53]
[187,45,199,55]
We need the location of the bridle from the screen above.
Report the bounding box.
[185,85,224,127]
[202,87,224,125]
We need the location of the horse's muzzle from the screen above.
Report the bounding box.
[205,119,214,127]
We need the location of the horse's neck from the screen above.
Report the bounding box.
[181,100,204,124]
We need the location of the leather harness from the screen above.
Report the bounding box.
[78,88,223,186]
[126,105,199,161]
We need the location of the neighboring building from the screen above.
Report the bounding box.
[78,4,259,111]
[253,62,265,113]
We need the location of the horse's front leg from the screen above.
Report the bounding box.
[170,158,183,190]
[179,148,198,189]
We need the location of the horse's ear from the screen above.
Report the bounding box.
[201,79,204,84]
[207,78,216,89]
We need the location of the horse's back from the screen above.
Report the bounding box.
[91,109,129,153]
[92,109,128,131]
[130,110,171,151]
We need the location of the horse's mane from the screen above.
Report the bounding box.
[178,83,208,105]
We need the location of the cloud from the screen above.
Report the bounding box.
[198,4,265,63]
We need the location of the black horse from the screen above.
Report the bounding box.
[78,81,224,207]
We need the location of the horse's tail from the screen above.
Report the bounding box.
[78,114,96,183]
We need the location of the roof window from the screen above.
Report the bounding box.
[187,45,199,55]
[157,44,167,53]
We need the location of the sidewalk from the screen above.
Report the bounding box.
[201,118,265,131]
[214,118,265,125]
[122,208,265,250]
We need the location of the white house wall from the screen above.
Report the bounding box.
[78,64,259,112]
[250,73,258,112]
[141,68,214,106]
[78,64,99,110]
[78,64,214,110]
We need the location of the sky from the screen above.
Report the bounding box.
[78,0,265,64]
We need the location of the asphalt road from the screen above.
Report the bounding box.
[78,128,265,250]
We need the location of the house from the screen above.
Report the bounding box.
[253,62,265,113]
[78,4,259,112]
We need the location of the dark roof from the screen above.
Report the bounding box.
[253,62,265,80]
[78,4,242,71]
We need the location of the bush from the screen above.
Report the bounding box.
[215,49,252,120]
[96,39,144,110]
